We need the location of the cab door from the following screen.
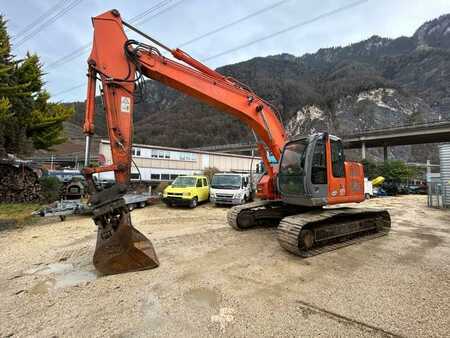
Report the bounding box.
[326,138,347,204]
[195,178,205,201]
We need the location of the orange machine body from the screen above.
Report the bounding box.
[325,139,365,205]
[83,10,286,199]
[83,10,366,205]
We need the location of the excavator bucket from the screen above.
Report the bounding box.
[90,185,159,275]
[93,211,159,275]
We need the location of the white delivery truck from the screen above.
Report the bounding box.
[210,172,254,205]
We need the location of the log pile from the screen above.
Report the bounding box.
[0,161,42,203]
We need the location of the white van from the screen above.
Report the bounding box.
[210,173,254,205]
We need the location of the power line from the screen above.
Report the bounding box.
[203,0,369,61]
[12,0,69,40]
[178,0,290,48]
[46,43,90,69]
[129,0,174,23]
[133,0,185,26]
[52,83,85,98]
[52,0,367,99]
[46,0,183,70]
[49,0,285,70]
[14,0,83,48]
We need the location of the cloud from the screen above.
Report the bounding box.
[3,0,449,102]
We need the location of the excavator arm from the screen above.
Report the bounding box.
[82,10,287,274]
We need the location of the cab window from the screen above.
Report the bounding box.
[196,179,202,187]
[331,140,345,178]
[202,178,208,186]
[311,139,327,184]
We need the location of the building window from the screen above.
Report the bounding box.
[132,148,141,156]
[130,173,140,180]
[179,152,196,161]
[164,151,170,159]
[170,174,178,180]
[161,174,170,180]
[158,150,165,159]
[151,174,160,180]
[151,150,158,158]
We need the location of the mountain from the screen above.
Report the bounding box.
[66,14,450,162]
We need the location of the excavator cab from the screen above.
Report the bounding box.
[278,133,365,206]
[276,133,390,256]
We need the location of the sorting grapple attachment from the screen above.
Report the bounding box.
[90,184,159,275]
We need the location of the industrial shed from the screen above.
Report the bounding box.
[97,140,260,183]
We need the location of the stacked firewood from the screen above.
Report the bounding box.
[0,162,42,203]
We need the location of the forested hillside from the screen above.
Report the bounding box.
[68,14,450,161]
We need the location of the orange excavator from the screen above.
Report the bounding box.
[82,10,390,275]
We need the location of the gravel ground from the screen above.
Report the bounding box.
[0,195,449,337]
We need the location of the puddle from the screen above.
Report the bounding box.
[54,270,97,288]
[26,262,97,294]
[183,287,220,309]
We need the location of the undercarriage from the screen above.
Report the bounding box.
[227,201,391,257]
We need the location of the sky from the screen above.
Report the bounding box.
[2,0,450,103]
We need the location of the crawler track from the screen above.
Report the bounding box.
[277,208,391,257]
[227,200,302,230]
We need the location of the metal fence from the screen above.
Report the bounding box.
[439,144,450,208]
[427,178,445,208]
[427,146,450,209]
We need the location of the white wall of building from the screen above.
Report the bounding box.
[98,140,259,182]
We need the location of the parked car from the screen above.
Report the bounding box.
[162,175,209,208]
[210,172,254,205]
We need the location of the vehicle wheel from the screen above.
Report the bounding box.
[166,202,172,207]
[128,204,135,211]
[189,197,198,208]
[59,215,66,222]
[243,195,248,203]
[139,201,146,208]
[365,193,371,200]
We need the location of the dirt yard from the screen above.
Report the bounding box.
[0,195,449,337]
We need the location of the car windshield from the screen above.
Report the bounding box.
[172,176,196,187]
[211,175,242,189]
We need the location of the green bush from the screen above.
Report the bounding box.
[361,159,422,181]
[39,176,62,202]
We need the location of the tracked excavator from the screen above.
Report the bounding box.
[82,10,391,275]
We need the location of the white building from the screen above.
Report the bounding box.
[97,140,259,183]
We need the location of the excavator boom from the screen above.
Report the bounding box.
[82,10,288,274]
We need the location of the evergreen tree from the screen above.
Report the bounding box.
[0,15,73,157]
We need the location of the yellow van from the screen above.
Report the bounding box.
[162,175,209,208]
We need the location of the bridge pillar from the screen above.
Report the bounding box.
[383,145,388,162]
[361,142,366,160]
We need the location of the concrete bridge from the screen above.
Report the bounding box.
[194,120,450,161]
